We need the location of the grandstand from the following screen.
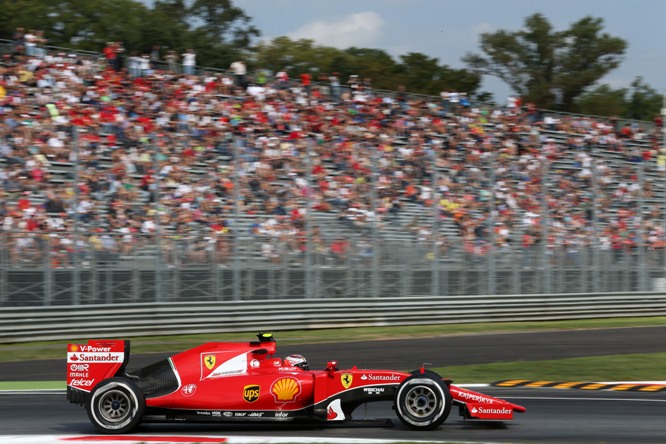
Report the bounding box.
[1,38,664,304]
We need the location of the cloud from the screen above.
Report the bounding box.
[473,22,496,35]
[286,11,385,49]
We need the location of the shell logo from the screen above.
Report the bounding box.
[69,345,79,352]
[271,377,301,402]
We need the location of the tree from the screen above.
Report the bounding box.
[0,0,259,66]
[0,0,154,51]
[394,52,482,97]
[145,0,192,50]
[464,13,626,110]
[189,0,259,48]
[253,37,333,75]
[253,37,483,98]
[624,77,662,121]
[337,47,395,89]
[253,37,381,84]
[187,0,259,66]
[555,17,627,110]
[573,77,661,120]
[573,84,627,117]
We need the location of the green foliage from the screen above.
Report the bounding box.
[574,77,662,120]
[253,37,482,98]
[0,0,56,39]
[464,13,627,111]
[555,16,626,110]
[0,0,258,67]
[573,84,627,117]
[343,47,396,89]
[189,0,259,48]
[1,4,656,110]
[625,77,663,120]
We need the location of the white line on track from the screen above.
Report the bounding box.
[0,436,451,444]
[0,390,63,395]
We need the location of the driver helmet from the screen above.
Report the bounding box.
[284,354,309,370]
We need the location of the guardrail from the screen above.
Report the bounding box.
[2,292,666,343]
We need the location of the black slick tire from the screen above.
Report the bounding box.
[86,377,145,433]
[394,373,451,430]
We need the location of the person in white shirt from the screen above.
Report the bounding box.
[181,49,196,75]
[24,30,37,57]
[230,60,247,89]
[140,55,152,77]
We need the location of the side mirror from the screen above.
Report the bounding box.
[325,361,338,375]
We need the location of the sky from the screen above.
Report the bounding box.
[233,0,666,102]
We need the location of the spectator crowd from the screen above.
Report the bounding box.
[1,30,666,269]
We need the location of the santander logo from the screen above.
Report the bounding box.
[472,406,512,415]
[326,399,345,421]
[327,405,338,420]
[359,373,400,382]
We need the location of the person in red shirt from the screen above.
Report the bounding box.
[329,238,349,263]
[103,42,117,70]
[17,193,32,212]
[300,72,312,96]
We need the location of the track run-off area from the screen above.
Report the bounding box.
[2,386,666,443]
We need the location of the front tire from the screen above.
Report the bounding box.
[394,373,451,430]
[86,377,145,433]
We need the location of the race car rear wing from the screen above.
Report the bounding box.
[66,339,130,404]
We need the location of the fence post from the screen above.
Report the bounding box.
[431,143,440,296]
[72,127,81,305]
[487,151,497,296]
[305,140,313,299]
[541,157,551,294]
[232,136,242,301]
[638,160,647,291]
[152,135,164,303]
[369,141,380,298]
[0,233,6,306]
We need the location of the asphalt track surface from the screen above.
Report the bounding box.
[2,325,666,380]
[1,326,666,443]
[2,387,666,443]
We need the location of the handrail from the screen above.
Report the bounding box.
[1,293,665,343]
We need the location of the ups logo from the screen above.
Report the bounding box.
[243,384,260,403]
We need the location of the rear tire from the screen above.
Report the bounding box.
[86,377,145,433]
[394,373,451,430]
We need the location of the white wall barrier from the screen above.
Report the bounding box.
[2,292,666,343]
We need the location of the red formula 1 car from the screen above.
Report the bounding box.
[66,333,525,433]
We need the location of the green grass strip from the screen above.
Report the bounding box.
[431,352,666,384]
[0,381,64,390]
[2,316,665,362]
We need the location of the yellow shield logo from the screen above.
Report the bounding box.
[203,354,216,370]
[271,377,301,402]
[341,373,353,389]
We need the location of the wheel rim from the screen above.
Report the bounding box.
[404,385,438,418]
[98,389,132,423]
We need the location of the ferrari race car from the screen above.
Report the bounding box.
[66,333,525,433]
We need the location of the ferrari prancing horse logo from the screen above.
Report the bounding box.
[341,373,353,389]
[203,354,216,370]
